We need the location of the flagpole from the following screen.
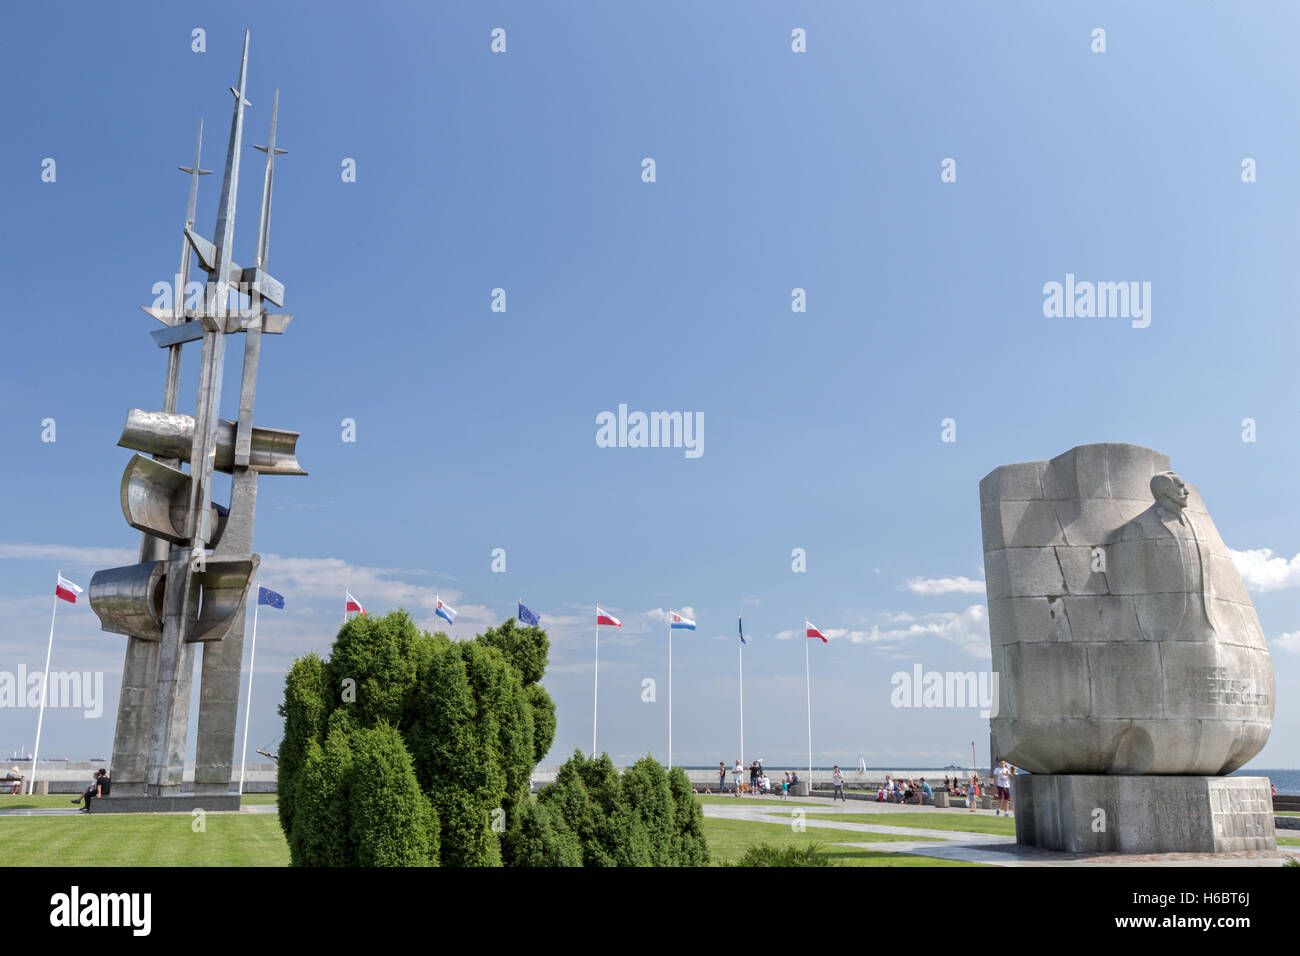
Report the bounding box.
[238,596,261,796]
[805,620,812,794]
[343,586,347,626]
[29,571,61,795]
[738,614,744,773]
[667,610,672,770]
[592,603,599,757]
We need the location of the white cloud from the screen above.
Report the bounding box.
[839,605,989,657]
[0,542,137,569]
[769,607,989,657]
[1273,632,1300,654]
[903,575,986,595]
[1229,548,1300,592]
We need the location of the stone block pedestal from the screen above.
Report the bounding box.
[1014,774,1275,853]
[88,794,240,814]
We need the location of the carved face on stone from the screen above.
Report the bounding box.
[1150,471,1189,511]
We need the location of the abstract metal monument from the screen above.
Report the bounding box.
[980,443,1275,853]
[89,32,303,807]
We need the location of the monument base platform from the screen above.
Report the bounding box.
[88,794,241,814]
[1015,774,1275,854]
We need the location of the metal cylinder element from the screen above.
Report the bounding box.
[189,556,261,644]
[89,561,167,641]
[120,454,228,546]
[118,409,306,476]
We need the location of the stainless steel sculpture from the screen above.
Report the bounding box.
[89,32,303,803]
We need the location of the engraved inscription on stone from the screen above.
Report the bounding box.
[1200,667,1268,708]
[1210,787,1270,838]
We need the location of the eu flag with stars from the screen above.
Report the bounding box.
[258,586,285,609]
[518,602,540,626]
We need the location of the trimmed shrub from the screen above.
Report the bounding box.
[345,724,439,866]
[668,766,710,865]
[288,718,438,867]
[728,843,833,867]
[501,799,582,867]
[279,608,567,867]
[538,750,710,867]
[277,653,328,836]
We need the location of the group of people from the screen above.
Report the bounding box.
[875,775,934,804]
[703,757,1019,815]
[714,760,800,798]
[929,759,1017,816]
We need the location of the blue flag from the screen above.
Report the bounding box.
[739,615,747,645]
[518,602,540,627]
[258,586,284,609]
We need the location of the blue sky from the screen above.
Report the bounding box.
[1,2,1297,771]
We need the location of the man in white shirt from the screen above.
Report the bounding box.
[994,759,1013,817]
[733,760,743,796]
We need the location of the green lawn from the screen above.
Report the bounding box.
[1277,836,1300,846]
[696,795,800,808]
[0,814,289,866]
[0,793,276,810]
[800,811,1017,837]
[702,818,982,867]
[0,794,86,810]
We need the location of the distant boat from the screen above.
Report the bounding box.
[89,756,106,762]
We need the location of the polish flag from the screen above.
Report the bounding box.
[805,619,827,642]
[596,607,622,627]
[56,574,83,605]
[346,591,365,615]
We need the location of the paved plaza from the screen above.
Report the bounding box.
[702,795,1300,867]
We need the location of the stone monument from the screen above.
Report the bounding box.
[980,443,1275,853]
[87,32,304,811]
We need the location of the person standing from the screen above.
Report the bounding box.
[718,761,728,794]
[994,759,1012,817]
[968,772,980,813]
[832,764,845,802]
[733,759,742,796]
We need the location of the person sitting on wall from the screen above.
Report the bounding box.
[72,769,110,811]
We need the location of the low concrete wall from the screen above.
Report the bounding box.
[89,794,240,814]
[17,762,279,794]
